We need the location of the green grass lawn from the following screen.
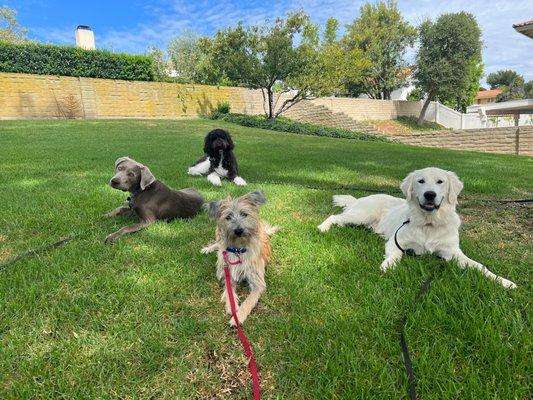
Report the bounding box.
[0,119,531,399]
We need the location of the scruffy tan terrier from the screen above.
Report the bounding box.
[201,191,278,326]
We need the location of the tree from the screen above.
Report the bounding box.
[203,11,365,118]
[146,46,168,81]
[486,70,527,102]
[342,0,416,99]
[167,30,214,84]
[439,58,484,112]
[414,12,482,125]
[0,6,28,43]
[486,70,524,89]
[525,81,533,99]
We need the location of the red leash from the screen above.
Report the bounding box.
[222,250,261,400]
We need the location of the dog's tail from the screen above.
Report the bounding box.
[332,195,357,208]
[264,224,280,236]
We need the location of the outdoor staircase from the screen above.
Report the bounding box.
[284,101,384,136]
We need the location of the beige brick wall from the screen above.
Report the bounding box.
[395,126,533,156]
[0,72,267,119]
[310,97,422,120]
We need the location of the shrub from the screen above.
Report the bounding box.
[0,41,154,81]
[208,112,387,142]
[216,101,231,114]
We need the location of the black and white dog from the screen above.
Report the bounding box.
[188,128,247,187]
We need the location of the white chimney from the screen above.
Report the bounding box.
[75,25,95,50]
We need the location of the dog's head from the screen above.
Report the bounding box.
[206,191,266,244]
[204,128,234,155]
[109,156,156,193]
[400,167,463,212]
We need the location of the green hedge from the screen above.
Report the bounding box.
[208,112,387,142]
[0,41,154,81]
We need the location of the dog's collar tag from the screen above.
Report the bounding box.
[226,247,247,255]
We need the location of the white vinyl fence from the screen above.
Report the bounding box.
[424,101,533,129]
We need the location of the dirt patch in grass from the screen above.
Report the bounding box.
[372,116,447,136]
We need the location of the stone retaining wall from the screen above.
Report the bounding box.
[394,126,532,156]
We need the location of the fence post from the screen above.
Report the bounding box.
[460,113,465,129]
[435,101,439,123]
[515,126,520,155]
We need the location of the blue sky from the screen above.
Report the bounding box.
[6,0,533,83]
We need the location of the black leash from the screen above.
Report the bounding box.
[398,274,434,400]
[394,219,435,399]
[0,234,79,271]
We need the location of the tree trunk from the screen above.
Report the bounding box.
[383,90,391,100]
[267,88,274,119]
[417,94,433,126]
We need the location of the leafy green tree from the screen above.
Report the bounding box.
[0,6,28,43]
[146,46,168,81]
[414,12,482,125]
[486,70,524,89]
[203,11,365,118]
[486,70,527,102]
[167,30,215,84]
[342,0,416,99]
[525,81,533,99]
[439,58,484,112]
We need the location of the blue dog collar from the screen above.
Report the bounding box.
[226,247,247,255]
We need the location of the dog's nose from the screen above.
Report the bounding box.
[424,191,437,201]
[234,228,244,237]
[110,178,120,186]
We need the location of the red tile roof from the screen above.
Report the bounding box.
[475,89,502,100]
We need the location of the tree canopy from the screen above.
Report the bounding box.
[414,12,482,124]
[342,0,416,99]
[0,6,28,43]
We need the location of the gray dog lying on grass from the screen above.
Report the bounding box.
[104,156,204,244]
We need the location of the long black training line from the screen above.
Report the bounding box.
[398,274,434,400]
[0,232,89,271]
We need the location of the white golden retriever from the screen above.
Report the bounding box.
[318,167,517,289]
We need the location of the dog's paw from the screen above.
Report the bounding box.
[229,313,246,327]
[380,259,396,273]
[207,173,222,187]
[104,233,118,245]
[317,221,330,232]
[498,277,517,289]
[187,167,201,176]
[200,246,214,254]
[233,176,247,186]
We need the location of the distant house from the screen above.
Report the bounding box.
[473,88,502,105]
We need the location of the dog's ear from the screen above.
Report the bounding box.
[203,131,213,154]
[114,156,131,169]
[400,172,415,201]
[205,200,222,219]
[446,171,464,206]
[244,191,267,206]
[225,130,234,150]
[139,165,156,190]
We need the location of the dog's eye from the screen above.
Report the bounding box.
[225,215,232,221]
[437,180,443,184]
[128,172,134,177]
[240,212,248,217]
[418,179,425,184]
